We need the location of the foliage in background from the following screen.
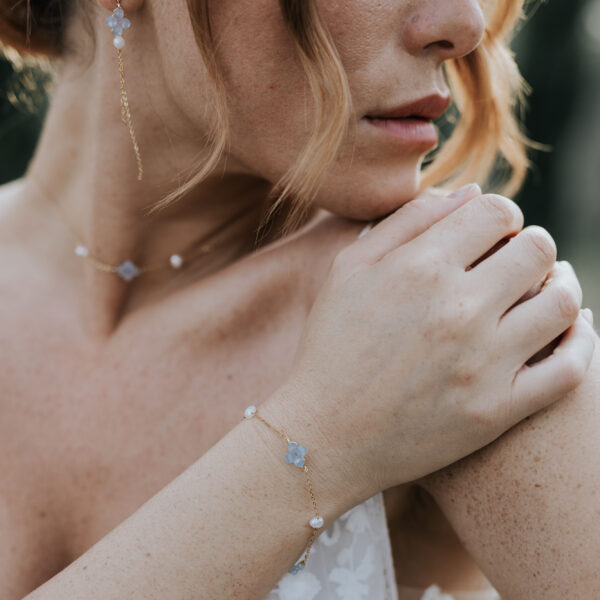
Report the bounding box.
[512,0,589,230]
[0,47,49,182]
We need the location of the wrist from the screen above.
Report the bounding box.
[252,380,371,526]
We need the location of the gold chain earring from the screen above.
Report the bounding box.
[105,1,144,181]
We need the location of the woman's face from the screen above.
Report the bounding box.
[156,0,485,220]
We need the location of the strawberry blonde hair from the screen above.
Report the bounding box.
[0,0,532,238]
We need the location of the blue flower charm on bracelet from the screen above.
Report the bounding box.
[285,442,308,468]
[289,563,306,575]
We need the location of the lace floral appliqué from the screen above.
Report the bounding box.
[267,492,398,600]
[422,585,456,600]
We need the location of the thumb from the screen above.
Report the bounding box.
[347,183,481,265]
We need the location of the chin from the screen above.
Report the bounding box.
[316,167,422,221]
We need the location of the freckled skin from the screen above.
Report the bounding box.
[419,337,600,598]
[3,0,598,597]
[156,0,484,220]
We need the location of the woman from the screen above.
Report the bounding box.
[0,0,597,599]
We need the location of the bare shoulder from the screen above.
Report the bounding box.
[199,209,370,309]
[140,209,373,348]
[0,178,37,259]
[287,211,373,307]
[0,178,24,223]
[0,180,73,594]
[0,178,49,299]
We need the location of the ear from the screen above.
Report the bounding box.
[97,0,144,12]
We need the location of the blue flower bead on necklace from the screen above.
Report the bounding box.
[285,442,308,468]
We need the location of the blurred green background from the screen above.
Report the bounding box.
[0,0,598,314]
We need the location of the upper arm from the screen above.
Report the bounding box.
[420,329,600,599]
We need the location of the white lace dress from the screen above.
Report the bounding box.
[266,491,502,600]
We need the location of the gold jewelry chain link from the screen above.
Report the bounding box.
[29,175,258,277]
[117,47,143,182]
[245,410,322,572]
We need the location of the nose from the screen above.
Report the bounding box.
[401,0,486,62]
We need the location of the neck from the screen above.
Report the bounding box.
[21,36,287,339]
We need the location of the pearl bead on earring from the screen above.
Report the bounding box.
[106,7,131,48]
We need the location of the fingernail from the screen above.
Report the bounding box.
[582,308,594,325]
[451,183,481,200]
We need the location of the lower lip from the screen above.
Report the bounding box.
[364,117,438,146]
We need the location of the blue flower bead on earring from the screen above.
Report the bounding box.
[106,6,131,49]
[285,441,308,468]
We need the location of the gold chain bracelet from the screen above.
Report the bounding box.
[242,405,324,575]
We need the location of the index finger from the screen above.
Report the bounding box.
[346,183,482,266]
[409,193,524,268]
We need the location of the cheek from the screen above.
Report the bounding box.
[155,0,304,162]
[220,1,426,218]
[153,3,223,138]
[208,0,317,181]
[217,1,424,212]
[160,0,428,219]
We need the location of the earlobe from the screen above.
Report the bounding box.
[97,0,144,13]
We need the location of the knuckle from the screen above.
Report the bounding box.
[479,194,523,228]
[558,351,588,388]
[398,196,428,222]
[559,259,575,273]
[453,364,478,388]
[553,283,582,320]
[451,344,486,384]
[418,186,447,199]
[454,344,489,378]
[521,226,557,265]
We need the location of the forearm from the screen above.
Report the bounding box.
[24,384,356,600]
[420,330,600,599]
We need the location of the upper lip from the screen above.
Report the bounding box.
[365,93,451,120]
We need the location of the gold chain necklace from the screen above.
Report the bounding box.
[31,177,256,283]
